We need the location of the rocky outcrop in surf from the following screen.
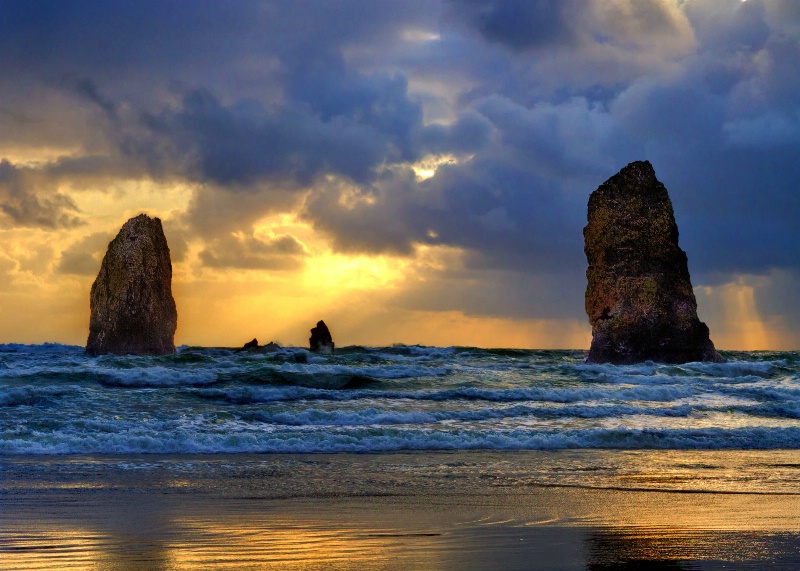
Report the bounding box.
[309,320,334,353]
[584,161,721,364]
[86,214,177,356]
[236,338,280,353]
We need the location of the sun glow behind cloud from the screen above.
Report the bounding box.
[411,154,462,180]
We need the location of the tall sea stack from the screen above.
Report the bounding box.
[584,161,721,364]
[86,214,177,356]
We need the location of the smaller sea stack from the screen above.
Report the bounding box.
[309,320,334,353]
[86,214,177,356]
[584,161,721,364]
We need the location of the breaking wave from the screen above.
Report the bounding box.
[2,345,799,454]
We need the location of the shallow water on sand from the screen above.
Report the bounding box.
[3,451,800,570]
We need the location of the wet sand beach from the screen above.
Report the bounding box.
[3,451,800,570]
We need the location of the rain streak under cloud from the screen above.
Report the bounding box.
[0,0,798,349]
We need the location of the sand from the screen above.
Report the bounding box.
[3,451,800,570]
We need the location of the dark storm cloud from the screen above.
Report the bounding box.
[449,0,575,51]
[686,0,770,53]
[68,77,117,118]
[600,1,800,281]
[135,87,410,186]
[0,2,264,80]
[475,95,621,178]
[199,234,307,271]
[390,265,588,321]
[0,160,82,229]
[122,63,495,188]
[655,145,800,279]
[56,232,111,276]
[754,270,800,337]
[303,157,588,275]
[0,0,429,98]
[300,90,623,272]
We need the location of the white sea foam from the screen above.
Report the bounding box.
[194,383,702,404]
[0,342,83,354]
[682,360,780,378]
[98,366,219,387]
[0,385,78,406]
[4,425,800,454]
[2,345,800,455]
[197,385,346,403]
[373,345,457,362]
[243,402,698,426]
[276,362,450,379]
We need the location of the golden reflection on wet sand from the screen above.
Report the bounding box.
[6,494,800,570]
[4,497,458,571]
[3,451,800,570]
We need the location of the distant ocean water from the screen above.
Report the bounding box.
[2,343,800,454]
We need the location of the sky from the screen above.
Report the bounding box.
[0,0,798,350]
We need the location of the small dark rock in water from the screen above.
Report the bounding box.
[86,214,177,356]
[237,339,280,353]
[261,341,280,352]
[309,320,334,353]
[584,161,721,364]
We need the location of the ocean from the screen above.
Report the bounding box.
[4,343,800,569]
[2,343,800,456]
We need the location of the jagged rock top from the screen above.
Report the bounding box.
[584,161,721,364]
[86,214,177,356]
